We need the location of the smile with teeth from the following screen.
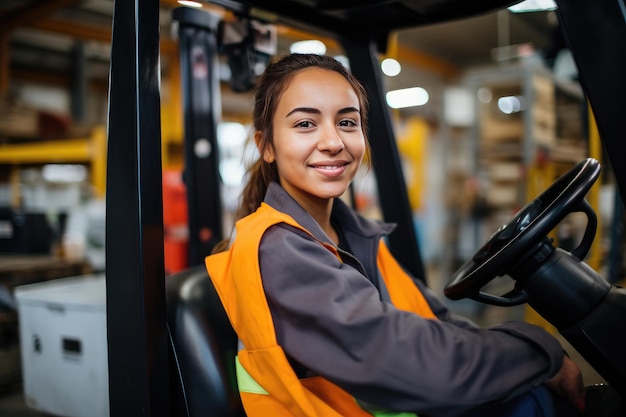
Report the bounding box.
[317,164,344,169]
[310,161,349,176]
[310,162,348,169]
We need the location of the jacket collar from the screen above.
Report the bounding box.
[263,182,396,246]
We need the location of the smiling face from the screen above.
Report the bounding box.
[262,67,366,213]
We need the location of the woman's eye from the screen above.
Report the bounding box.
[296,120,313,128]
[339,119,358,127]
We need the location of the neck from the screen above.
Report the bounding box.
[301,198,338,245]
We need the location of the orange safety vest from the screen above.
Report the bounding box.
[206,203,437,417]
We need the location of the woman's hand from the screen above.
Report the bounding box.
[545,354,586,413]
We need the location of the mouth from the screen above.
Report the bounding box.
[309,161,350,177]
[309,161,349,170]
[313,164,346,170]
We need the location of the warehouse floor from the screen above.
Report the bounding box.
[0,385,48,417]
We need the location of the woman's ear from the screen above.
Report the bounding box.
[254,130,263,149]
[263,148,275,164]
[256,131,275,163]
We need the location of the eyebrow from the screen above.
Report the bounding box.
[285,106,361,117]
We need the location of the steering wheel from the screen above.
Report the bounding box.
[444,158,601,306]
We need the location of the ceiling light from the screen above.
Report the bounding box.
[290,40,326,55]
[386,87,429,109]
[177,1,203,7]
[333,55,350,69]
[508,0,557,13]
[381,58,401,76]
[497,96,526,114]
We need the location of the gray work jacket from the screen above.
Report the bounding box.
[258,182,563,417]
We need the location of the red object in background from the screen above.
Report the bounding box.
[164,238,188,275]
[163,169,189,275]
[163,169,188,225]
[37,110,71,139]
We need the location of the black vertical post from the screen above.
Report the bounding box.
[173,7,224,266]
[70,41,86,124]
[556,0,626,204]
[106,0,169,415]
[342,36,427,282]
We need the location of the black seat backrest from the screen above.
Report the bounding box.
[166,265,245,417]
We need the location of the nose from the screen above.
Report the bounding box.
[318,124,345,153]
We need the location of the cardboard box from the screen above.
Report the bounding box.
[15,274,108,417]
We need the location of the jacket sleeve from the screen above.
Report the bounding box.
[259,224,565,417]
[410,275,482,330]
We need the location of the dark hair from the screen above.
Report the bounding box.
[213,53,370,252]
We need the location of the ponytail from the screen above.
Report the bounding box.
[236,157,277,220]
[212,147,277,254]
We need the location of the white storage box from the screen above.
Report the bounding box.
[15,274,109,417]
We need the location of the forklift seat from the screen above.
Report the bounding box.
[166,265,245,417]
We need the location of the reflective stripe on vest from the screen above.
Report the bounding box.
[236,356,268,395]
[236,355,418,417]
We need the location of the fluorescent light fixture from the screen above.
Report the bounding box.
[290,40,326,55]
[178,0,203,8]
[381,58,401,76]
[386,87,429,109]
[334,55,350,70]
[508,0,557,13]
[497,96,526,114]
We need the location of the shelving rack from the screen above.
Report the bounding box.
[463,58,594,243]
[461,58,607,333]
[0,125,107,205]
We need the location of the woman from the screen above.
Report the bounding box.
[206,53,585,417]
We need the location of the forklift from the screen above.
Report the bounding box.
[105,0,626,415]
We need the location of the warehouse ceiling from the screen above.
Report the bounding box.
[0,0,563,118]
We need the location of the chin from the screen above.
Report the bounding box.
[319,187,350,200]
